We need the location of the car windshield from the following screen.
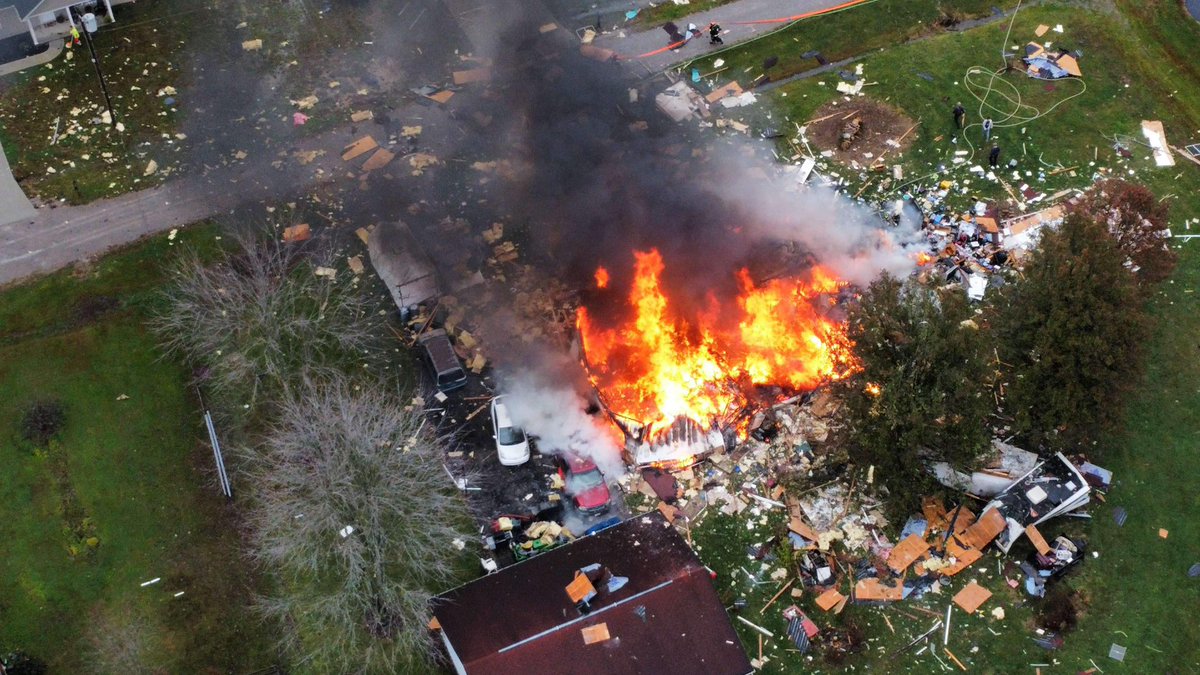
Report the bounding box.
[569,469,605,491]
[497,425,525,446]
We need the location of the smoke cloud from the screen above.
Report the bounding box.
[464,24,922,473]
[497,364,626,480]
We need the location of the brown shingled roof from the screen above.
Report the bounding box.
[432,513,752,675]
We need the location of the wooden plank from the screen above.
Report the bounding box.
[1025,523,1052,556]
[815,589,845,611]
[887,534,932,573]
[855,577,903,601]
[958,507,1006,550]
[361,148,396,172]
[341,136,378,162]
[952,581,993,614]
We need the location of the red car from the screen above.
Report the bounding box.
[555,454,611,516]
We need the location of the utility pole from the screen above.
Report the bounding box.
[76,10,116,127]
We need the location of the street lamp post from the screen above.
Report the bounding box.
[75,10,116,127]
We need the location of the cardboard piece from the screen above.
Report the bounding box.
[1024,524,1052,555]
[953,581,993,614]
[242,39,263,51]
[958,507,1007,550]
[427,90,455,104]
[657,502,682,523]
[1057,53,1082,78]
[581,623,610,645]
[1159,528,1169,539]
[428,616,442,631]
[361,148,396,172]
[342,136,378,162]
[350,110,374,123]
[282,223,311,243]
[815,589,845,611]
[1035,24,1050,37]
[566,574,596,604]
[1141,120,1176,167]
[855,577,904,601]
[705,81,743,103]
[888,534,932,573]
[453,68,492,85]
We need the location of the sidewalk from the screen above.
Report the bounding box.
[0,35,62,78]
[593,0,858,73]
[0,137,35,228]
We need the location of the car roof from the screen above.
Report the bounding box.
[492,398,516,429]
[563,454,598,473]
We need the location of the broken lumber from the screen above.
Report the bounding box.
[341,136,378,161]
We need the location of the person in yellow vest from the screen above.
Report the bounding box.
[69,26,81,46]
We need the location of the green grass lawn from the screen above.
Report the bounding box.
[0,226,278,673]
[690,1,1200,672]
[0,0,197,205]
[681,0,1021,82]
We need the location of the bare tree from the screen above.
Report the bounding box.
[150,228,385,412]
[244,375,473,673]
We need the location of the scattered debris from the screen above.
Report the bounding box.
[282,223,311,243]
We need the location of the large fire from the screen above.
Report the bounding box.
[576,249,856,440]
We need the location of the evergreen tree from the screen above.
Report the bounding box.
[836,275,993,509]
[993,213,1148,451]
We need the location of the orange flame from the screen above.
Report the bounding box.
[595,266,610,289]
[577,249,855,440]
[915,251,935,266]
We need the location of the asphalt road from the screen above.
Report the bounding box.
[592,0,857,72]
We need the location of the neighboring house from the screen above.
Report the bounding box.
[431,512,753,675]
[0,0,124,46]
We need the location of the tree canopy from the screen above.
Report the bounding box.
[1069,179,1176,287]
[993,212,1148,451]
[836,274,993,508]
[247,376,473,674]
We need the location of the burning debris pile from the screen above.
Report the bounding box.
[577,248,856,468]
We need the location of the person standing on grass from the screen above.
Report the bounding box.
[983,118,994,141]
[953,102,966,129]
[69,25,81,46]
[709,22,723,45]
[989,144,1002,168]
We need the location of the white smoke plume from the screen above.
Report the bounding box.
[497,369,626,480]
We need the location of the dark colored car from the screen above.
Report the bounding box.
[416,328,467,392]
[555,454,612,516]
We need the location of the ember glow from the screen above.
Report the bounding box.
[577,249,855,439]
[594,266,610,289]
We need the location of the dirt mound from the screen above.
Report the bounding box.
[807,97,917,165]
